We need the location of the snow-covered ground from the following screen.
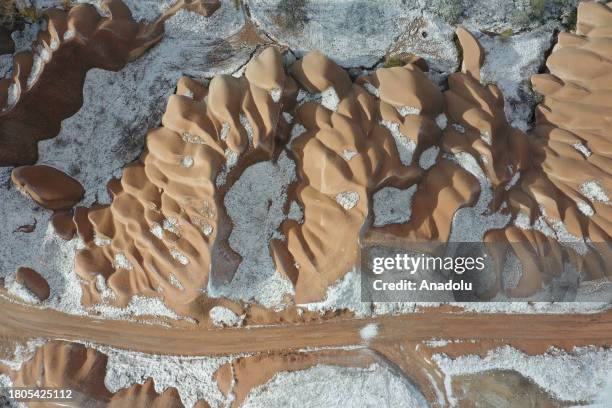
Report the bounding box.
[242,363,429,408]
[434,345,612,406]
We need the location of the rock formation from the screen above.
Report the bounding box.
[12,164,84,209]
[15,266,50,300]
[482,1,612,298]
[72,47,294,317]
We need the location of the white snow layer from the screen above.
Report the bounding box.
[479,24,557,132]
[209,152,295,309]
[97,344,237,408]
[241,363,429,408]
[209,306,243,327]
[359,323,379,342]
[372,185,417,227]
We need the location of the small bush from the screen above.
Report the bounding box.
[563,7,577,31]
[384,54,402,67]
[531,0,546,17]
[499,28,513,40]
[432,0,463,25]
[0,0,18,30]
[21,6,39,22]
[275,0,309,33]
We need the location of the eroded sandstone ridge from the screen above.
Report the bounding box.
[72,44,466,316]
[0,0,166,166]
[484,0,612,297]
[37,1,611,318]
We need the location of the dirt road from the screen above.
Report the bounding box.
[1,299,610,355]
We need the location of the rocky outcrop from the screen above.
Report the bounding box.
[443,1,612,299]
[0,27,14,55]
[483,1,612,298]
[15,266,50,300]
[11,164,84,209]
[275,51,457,302]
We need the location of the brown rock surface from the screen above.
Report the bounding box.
[15,267,50,301]
[74,47,292,316]
[72,45,452,314]
[108,378,185,408]
[11,165,84,210]
[51,210,77,240]
[183,0,221,17]
[455,26,483,80]
[0,27,14,55]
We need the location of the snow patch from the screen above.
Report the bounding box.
[577,200,595,217]
[269,87,282,102]
[397,105,420,117]
[209,152,295,309]
[114,253,133,270]
[447,153,510,242]
[435,113,448,129]
[335,191,359,210]
[573,141,592,158]
[209,306,243,327]
[362,82,379,97]
[451,123,465,133]
[478,25,557,131]
[96,343,237,408]
[287,200,303,223]
[90,296,181,320]
[239,113,254,145]
[479,130,492,145]
[505,170,521,191]
[342,149,358,161]
[580,181,610,204]
[170,248,189,265]
[372,185,417,227]
[241,363,428,408]
[288,123,306,147]
[419,146,439,170]
[380,120,416,166]
[181,155,194,168]
[321,87,340,111]
[359,323,378,342]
